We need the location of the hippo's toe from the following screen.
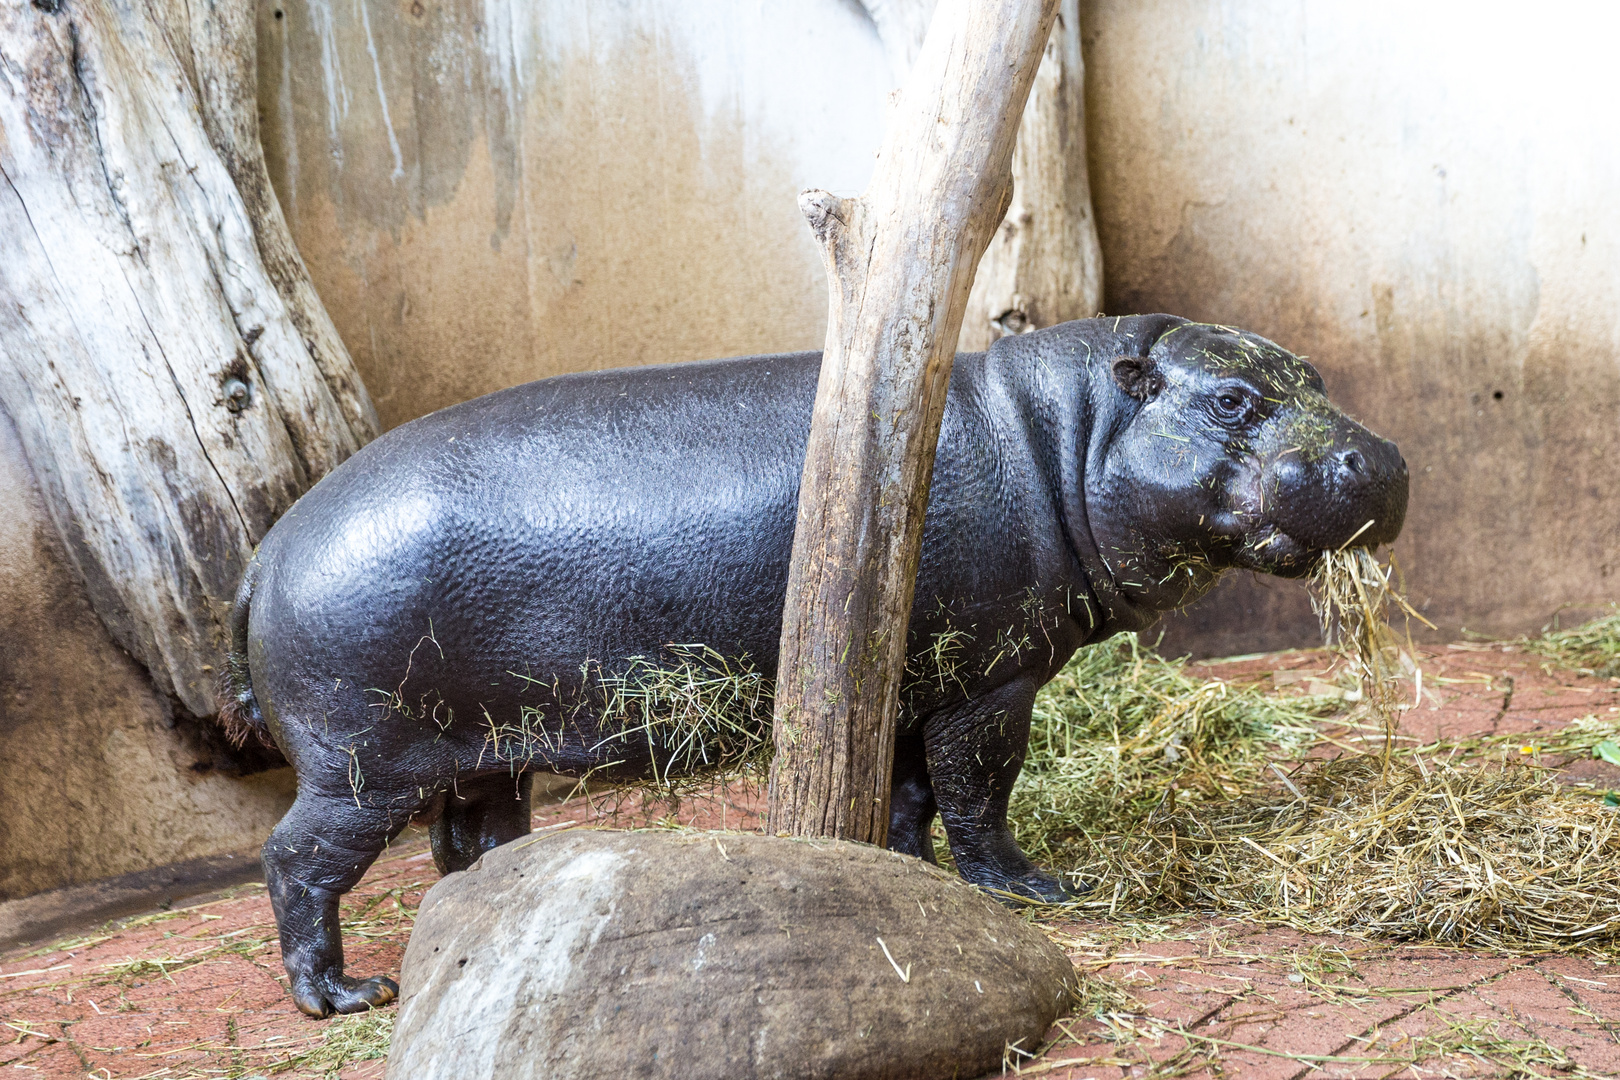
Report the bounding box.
[1014,870,1082,905]
[975,867,1083,906]
[291,969,399,1019]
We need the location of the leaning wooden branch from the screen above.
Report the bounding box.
[0,0,376,717]
[768,0,1060,842]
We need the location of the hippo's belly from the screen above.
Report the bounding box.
[250,395,809,778]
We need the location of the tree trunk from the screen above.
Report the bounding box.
[0,0,377,718]
[959,0,1103,348]
[767,0,1060,842]
[865,0,1104,351]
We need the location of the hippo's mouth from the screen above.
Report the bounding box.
[1232,522,1321,579]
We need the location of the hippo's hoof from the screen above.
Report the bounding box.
[987,870,1082,906]
[291,970,399,1019]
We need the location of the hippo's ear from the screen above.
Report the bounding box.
[1112,356,1164,401]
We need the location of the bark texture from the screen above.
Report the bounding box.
[0,0,376,718]
[866,0,1104,351]
[959,0,1103,348]
[768,0,1060,842]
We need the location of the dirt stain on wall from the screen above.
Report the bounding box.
[0,409,295,902]
[1081,0,1620,651]
[258,0,830,431]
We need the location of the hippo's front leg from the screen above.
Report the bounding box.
[923,674,1071,902]
[262,791,408,1017]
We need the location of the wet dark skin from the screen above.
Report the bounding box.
[220,315,1407,1016]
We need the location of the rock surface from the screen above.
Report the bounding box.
[385,828,1077,1080]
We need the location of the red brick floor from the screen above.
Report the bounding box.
[1015,924,1620,1078]
[2,644,1617,1079]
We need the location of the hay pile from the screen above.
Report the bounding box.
[1012,550,1620,955]
[1009,633,1337,868]
[1056,755,1620,951]
[1525,606,1620,677]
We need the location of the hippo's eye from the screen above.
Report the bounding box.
[1212,389,1255,424]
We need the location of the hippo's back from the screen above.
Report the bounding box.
[251,353,823,698]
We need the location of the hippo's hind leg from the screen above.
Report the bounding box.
[261,791,409,1018]
[429,772,534,875]
[923,674,1072,902]
[887,724,939,864]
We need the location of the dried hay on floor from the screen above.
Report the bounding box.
[1525,605,1620,677]
[1407,710,1620,772]
[284,1010,395,1076]
[1009,633,1339,869]
[1058,754,1620,952]
[1012,549,1620,955]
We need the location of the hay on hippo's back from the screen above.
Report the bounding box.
[582,645,773,785]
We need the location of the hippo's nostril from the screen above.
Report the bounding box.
[1266,423,1409,556]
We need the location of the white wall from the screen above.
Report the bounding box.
[259,0,893,430]
[1083,0,1620,647]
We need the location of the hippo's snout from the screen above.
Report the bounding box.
[1267,426,1409,553]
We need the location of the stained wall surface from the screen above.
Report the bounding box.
[0,410,296,903]
[255,0,891,430]
[1080,0,1620,653]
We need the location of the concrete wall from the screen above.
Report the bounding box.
[256,0,891,430]
[1081,0,1620,654]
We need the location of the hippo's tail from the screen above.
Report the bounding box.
[217,558,276,750]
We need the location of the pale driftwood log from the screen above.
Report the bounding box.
[0,0,377,717]
[865,0,1104,351]
[768,0,1060,842]
[960,0,1103,348]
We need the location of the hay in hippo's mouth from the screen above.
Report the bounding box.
[1008,554,1620,955]
[1309,545,1433,768]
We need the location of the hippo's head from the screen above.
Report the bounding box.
[1082,316,1408,609]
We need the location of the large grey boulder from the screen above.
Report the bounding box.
[386,828,1077,1080]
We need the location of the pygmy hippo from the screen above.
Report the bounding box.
[220,315,1407,1016]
